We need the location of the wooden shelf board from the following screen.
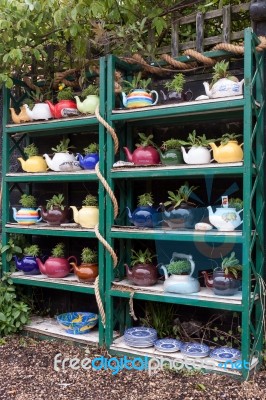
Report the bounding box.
[6,170,97,177]
[5,223,96,233]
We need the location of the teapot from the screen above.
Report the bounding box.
[157,148,183,166]
[70,260,98,282]
[43,152,79,172]
[76,153,99,170]
[70,205,99,228]
[123,146,160,165]
[121,89,158,109]
[159,202,196,229]
[36,255,77,278]
[124,262,158,286]
[209,141,243,163]
[14,255,42,275]
[203,78,244,99]
[10,105,33,124]
[201,270,241,296]
[159,89,193,104]
[13,207,42,225]
[18,156,48,173]
[126,205,158,228]
[24,103,53,121]
[74,95,100,114]
[181,146,212,164]
[46,100,79,119]
[207,205,243,231]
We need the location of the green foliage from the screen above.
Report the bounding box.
[81,84,99,97]
[219,133,242,145]
[51,137,74,153]
[0,273,30,337]
[140,302,176,338]
[82,194,98,206]
[24,245,40,257]
[51,242,65,258]
[164,74,186,93]
[137,192,153,207]
[164,182,198,208]
[23,143,39,158]
[46,194,65,210]
[228,197,243,211]
[0,234,26,272]
[135,133,156,148]
[123,72,152,94]
[166,260,191,275]
[211,60,238,86]
[221,252,242,278]
[179,130,215,148]
[130,248,156,266]
[19,194,37,208]
[81,247,98,263]
[161,138,182,150]
[84,143,99,154]
[57,86,74,101]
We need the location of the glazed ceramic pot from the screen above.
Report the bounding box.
[126,205,158,228]
[207,206,243,231]
[12,207,42,225]
[209,141,243,163]
[122,89,159,108]
[160,202,196,229]
[40,206,69,225]
[158,149,183,166]
[123,145,160,165]
[46,100,79,118]
[213,270,241,296]
[124,263,158,286]
[17,156,48,173]
[76,153,99,170]
[14,255,41,275]
[70,206,99,228]
[159,89,193,104]
[36,255,77,278]
[71,261,98,282]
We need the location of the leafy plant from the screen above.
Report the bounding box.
[164,73,186,93]
[82,194,98,207]
[23,143,39,158]
[211,60,238,87]
[135,133,156,148]
[228,198,243,211]
[219,133,242,145]
[164,182,198,208]
[130,248,156,266]
[123,71,151,94]
[84,143,99,154]
[46,194,65,210]
[0,234,26,272]
[51,137,75,153]
[51,242,65,258]
[24,245,40,257]
[81,247,98,264]
[0,273,30,337]
[19,194,37,208]
[81,84,99,97]
[166,260,191,275]
[220,252,242,279]
[161,138,182,150]
[179,130,215,148]
[140,302,176,338]
[57,85,75,101]
[137,192,153,207]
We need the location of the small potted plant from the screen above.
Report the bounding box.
[70,194,99,228]
[36,242,77,278]
[158,138,183,165]
[12,194,42,225]
[40,194,69,226]
[46,84,78,119]
[126,192,158,228]
[228,197,243,211]
[202,252,242,296]
[179,130,214,164]
[160,73,193,104]
[160,182,199,229]
[160,253,200,294]
[22,85,53,121]
[209,133,243,163]
[75,84,100,114]
[121,71,158,109]
[203,60,244,99]
[43,137,80,172]
[70,247,98,282]
[124,248,158,286]
[76,142,99,170]
[17,143,48,173]
[14,244,41,275]
[123,133,160,165]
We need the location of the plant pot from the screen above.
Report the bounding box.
[17,156,48,173]
[213,270,241,296]
[160,202,196,229]
[159,89,193,104]
[72,262,98,282]
[126,205,158,228]
[122,89,159,108]
[70,206,99,228]
[76,153,99,170]
[159,149,183,166]
[40,206,69,225]
[14,255,41,275]
[125,262,158,286]
[12,207,42,225]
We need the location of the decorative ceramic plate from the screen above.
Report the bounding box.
[124,327,157,339]
[209,347,241,362]
[181,342,210,358]
[154,339,183,353]
[56,312,98,335]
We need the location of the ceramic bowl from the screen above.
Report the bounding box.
[56,312,98,334]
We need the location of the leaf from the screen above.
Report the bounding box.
[0,313,6,322]
[152,17,167,36]
[196,383,206,391]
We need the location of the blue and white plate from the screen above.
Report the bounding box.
[209,347,241,362]
[154,339,183,353]
[181,342,210,358]
[124,327,157,339]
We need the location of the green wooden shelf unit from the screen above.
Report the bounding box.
[104,28,265,379]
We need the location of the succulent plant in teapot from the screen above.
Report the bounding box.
[18,143,48,173]
[121,72,158,109]
[46,84,79,118]
[207,195,243,231]
[179,130,214,164]
[160,252,200,294]
[43,137,80,172]
[202,60,244,99]
[158,138,183,166]
[202,252,242,296]
[40,194,69,225]
[70,194,99,228]
[209,133,243,163]
[123,133,160,165]
[75,84,100,114]
[13,194,42,225]
[124,248,158,286]
[160,73,193,104]
[76,142,99,170]
[160,182,198,229]
[70,247,98,283]
[127,192,158,228]
[14,244,42,275]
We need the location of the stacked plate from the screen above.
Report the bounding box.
[124,327,158,348]
[181,342,210,358]
[154,339,183,353]
[210,347,241,362]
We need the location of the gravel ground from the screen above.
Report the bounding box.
[0,335,266,400]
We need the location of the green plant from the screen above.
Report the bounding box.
[81,84,99,97]
[81,247,98,264]
[0,273,30,337]
[0,234,26,273]
[123,71,151,94]
[219,133,242,145]
[164,73,186,93]
[46,194,65,210]
[211,60,238,87]
[166,259,191,275]
[84,143,99,154]
[137,192,153,207]
[135,133,156,148]
[19,194,37,208]
[23,143,39,158]
[161,138,182,150]
[179,130,215,148]
[130,248,156,266]
[51,137,75,153]
[57,85,74,101]
[24,245,40,257]
[82,194,98,206]
[51,242,65,258]
[228,197,243,211]
[220,252,242,279]
[140,302,176,338]
[164,182,198,208]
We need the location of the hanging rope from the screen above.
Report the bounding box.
[94,274,106,327]
[212,42,244,54]
[183,49,216,65]
[95,105,119,154]
[161,54,196,70]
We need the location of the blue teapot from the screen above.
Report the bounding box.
[76,153,99,170]
[126,205,158,228]
[14,255,41,275]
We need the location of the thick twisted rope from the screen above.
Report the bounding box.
[95,105,119,154]
[184,49,216,65]
[161,53,196,70]
[95,162,118,219]
[93,274,106,327]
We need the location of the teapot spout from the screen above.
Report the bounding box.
[126,206,133,222]
[124,263,133,279]
[203,81,212,98]
[123,147,133,162]
[69,261,78,274]
[13,255,23,270]
[121,92,127,107]
[207,205,214,217]
[45,100,55,117]
[181,146,189,163]
[12,207,18,222]
[36,257,46,274]
[70,206,79,223]
[43,154,53,170]
[201,271,213,288]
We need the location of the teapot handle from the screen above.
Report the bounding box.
[150,90,159,106]
[36,207,42,223]
[68,255,77,272]
[184,89,193,101]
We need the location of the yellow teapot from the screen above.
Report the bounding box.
[209,139,243,163]
[18,156,48,173]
